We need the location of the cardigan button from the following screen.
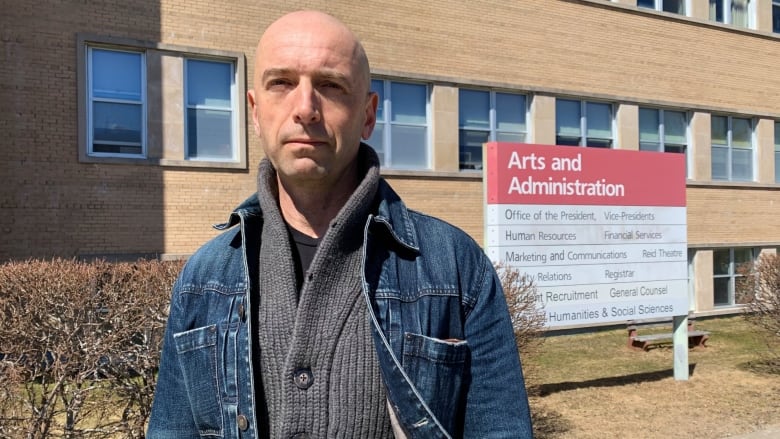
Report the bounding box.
[237,414,248,431]
[293,368,314,389]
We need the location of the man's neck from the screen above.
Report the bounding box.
[276,169,359,238]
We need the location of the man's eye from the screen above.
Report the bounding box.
[320,81,345,91]
[267,79,293,89]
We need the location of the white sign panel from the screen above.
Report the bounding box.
[485,143,688,328]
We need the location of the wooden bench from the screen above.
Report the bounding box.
[627,318,710,351]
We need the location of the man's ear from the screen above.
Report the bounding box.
[361,92,379,140]
[247,89,260,136]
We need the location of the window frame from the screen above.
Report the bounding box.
[369,78,431,170]
[710,114,754,182]
[687,249,696,312]
[86,46,147,159]
[77,34,247,169]
[638,107,689,175]
[709,0,754,28]
[458,88,528,170]
[775,121,780,183]
[638,107,689,153]
[773,0,780,33]
[183,57,240,163]
[555,98,614,148]
[713,247,757,307]
[637,0,686,14]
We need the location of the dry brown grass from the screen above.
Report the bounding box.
[527,316,780,438]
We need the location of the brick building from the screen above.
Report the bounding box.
[1,0,779,315]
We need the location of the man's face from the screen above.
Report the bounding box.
[248,14,377,187]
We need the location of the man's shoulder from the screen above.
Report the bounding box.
[377,179,483,254]
[407,209,474,243]
[404,208,489,269]
[177,226,245,287]
[184,195,263,270]
[194,225,243,258]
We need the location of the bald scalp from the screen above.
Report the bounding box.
[253,10,371,95]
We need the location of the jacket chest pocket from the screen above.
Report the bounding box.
[402,332,469,425]
[173,325,224,436]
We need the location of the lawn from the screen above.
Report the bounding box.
[526,315,780,438]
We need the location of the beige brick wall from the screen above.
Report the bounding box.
[430,85,460,172]
[529,95,557,145]
[687,185,780,246]
[693,250,715,310]
[2,0,780,263]
[358,0,780,116]
[755,119,776,184]
[755,0,774,32]
[615,104,639,151]
[688,111,712,181]
[689,0,711,20]
[385,176,486,245]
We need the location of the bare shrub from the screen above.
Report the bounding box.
[0,259,102,438]
[496,264,546,386]
[89,259,183,437]
[736,253,780,370]
[0,258,182,438]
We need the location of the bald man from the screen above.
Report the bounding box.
[148,10,533,439]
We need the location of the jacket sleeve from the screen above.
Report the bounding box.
[462,257,534,438]
[147,285,201,438]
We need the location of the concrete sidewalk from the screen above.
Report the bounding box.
[726,425,780,438]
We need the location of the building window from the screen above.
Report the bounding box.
[458,89,527,170]
[713,248,755,306]
[711,115,753,181]
[80,35,246,168]
[185,59,237,161]
[639,108,687,154]
[638,0,685,14]
[774,1,780,34]
[775,121,780,183]
[369,79,429,169]
[639,108,688,175]
[709,0,751,28]
[87,47,145,157]
[556,99,613,148]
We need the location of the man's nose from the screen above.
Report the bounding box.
[292,82,321,125]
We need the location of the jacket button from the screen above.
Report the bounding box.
[237,414,248,431]
[238,303,246,321]
[293,368,314,389]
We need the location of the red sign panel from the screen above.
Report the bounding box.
[485,143,686,207]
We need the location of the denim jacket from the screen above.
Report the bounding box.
[148,180,533,438]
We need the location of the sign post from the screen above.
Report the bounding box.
[673,315,689,380]
[484,142,691,380]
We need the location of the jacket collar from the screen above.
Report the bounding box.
[213,194,262,231]
[214,143,420,253]
[371,179,420,253]
[215,182,420,254]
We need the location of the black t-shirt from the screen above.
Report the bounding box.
[286,224,322,300]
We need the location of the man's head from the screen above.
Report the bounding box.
[247,11,377,189]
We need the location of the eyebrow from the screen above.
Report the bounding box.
[315,70,351,86]
[261,67,352,89]
[261,68,296,84]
